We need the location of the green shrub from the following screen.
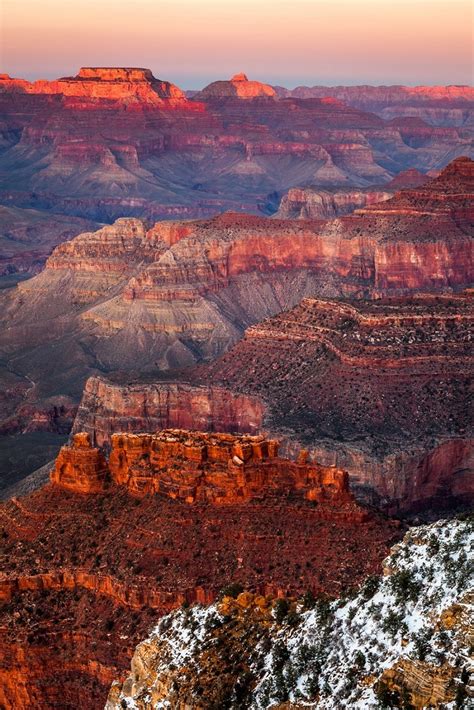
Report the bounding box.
[274,598,290,623]
[220,582,244,599]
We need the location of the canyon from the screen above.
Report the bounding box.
[273,84,474,126]
[74,291,473,513]
[0,68,473,710]
[0,68,472,274]
[0,431,401,708]
[0,157,471,495]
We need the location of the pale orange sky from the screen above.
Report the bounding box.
[1,0,472,87]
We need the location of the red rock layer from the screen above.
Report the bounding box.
[0,67,186,105]
[51,433,109,494]
[73,378,266,448]
[196,293,473,512]
[52,429,357,512]
[0,457,402,708]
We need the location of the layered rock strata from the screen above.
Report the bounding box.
[72,291,473,513]
[0,68,470,236]
[0,434,401,707]
[0,158,472,489]
[273,84,474,126]
[52,430,357,511]
[198,293,473,512]
[275,187,393,219]
[193,73,276,100]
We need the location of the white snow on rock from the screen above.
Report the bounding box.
[107,517,473,709]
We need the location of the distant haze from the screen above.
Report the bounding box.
[1,0,472,88]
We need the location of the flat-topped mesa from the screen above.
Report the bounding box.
[194,73,276,100]
[51,429,357,510]
[51,432,109,493]
[76,67,155,82]
[0,66,186,103]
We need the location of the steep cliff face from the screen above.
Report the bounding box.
[108,517,473,710]
[73,378,266,447]
[0,433,401,708]
[275,187,393,219]
[198,293,473,512]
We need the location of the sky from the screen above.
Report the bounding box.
[1,0,472,88]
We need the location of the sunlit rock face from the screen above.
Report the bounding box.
[193,72,276,99]
[0,66,186,103]
[52,428,359,509]
[0,428,400,708]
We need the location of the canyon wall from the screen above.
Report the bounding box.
[273,84,474,126]
[1,157,472,490]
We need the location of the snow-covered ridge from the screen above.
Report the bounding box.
[107,517,473,709]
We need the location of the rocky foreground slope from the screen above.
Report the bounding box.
[0,431,401,708]
[108,516,473,710]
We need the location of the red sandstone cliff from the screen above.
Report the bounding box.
[0,67,186,105]
[73,378,266,447]
[0,432,401,708]
[70,292,473,513]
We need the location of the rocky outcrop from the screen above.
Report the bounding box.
[275,187,393,219]
[194,73,276,100]
[108,517,473,710]
[52,429,358,512]
[0,67,186,105]
[51,432,109,493]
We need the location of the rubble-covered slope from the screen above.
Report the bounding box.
[108,516,474,709]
